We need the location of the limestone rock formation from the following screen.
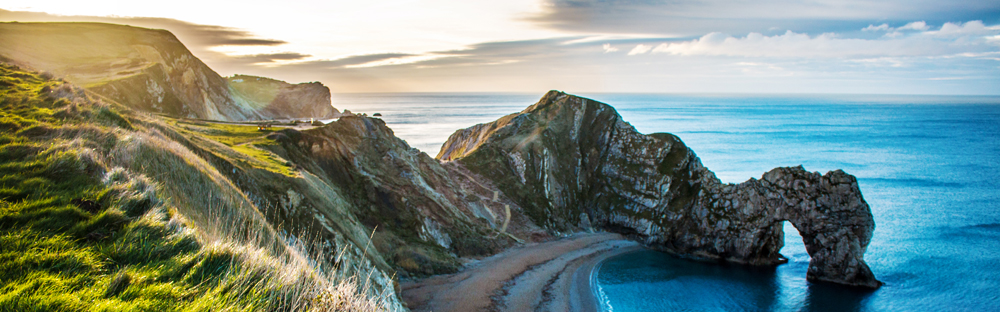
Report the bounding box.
[439,90,882,288]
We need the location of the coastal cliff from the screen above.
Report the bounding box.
[438,90,882,288]
[228,75,340,119]
[0,22,339,121]
[1,23,882,312]
[261,115,547,277]
[0,62,409,310]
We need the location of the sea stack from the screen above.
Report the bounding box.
[438,90,882,288]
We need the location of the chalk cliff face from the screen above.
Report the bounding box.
[0,22,338,121]
[439,90,882,288]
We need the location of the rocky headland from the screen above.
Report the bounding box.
[227,74,340,119]
[438,90,882,288]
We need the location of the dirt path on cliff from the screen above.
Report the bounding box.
[203,120,324,131]
[400,233,641,312]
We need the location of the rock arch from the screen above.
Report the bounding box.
[763,167,882,288]
[438,91,882,289]
[677,166,883,289]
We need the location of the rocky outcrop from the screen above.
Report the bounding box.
[228,75,340,119]
[262,115,548,277]
[0,22,338,121]
[438,90,882,288]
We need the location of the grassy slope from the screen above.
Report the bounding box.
[0,22,256,121]
[0,64,395,311]
[226,75,282,109]
[0,22,165,87]
[165,119,297,177]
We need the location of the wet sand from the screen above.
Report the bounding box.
[400,233,641,312]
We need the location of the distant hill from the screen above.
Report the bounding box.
[227,74,338,119]
[0,22,339,121]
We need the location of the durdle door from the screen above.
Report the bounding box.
[438,91,882,289]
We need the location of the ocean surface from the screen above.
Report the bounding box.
[332,93,1000,311]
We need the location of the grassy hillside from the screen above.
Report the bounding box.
[0,24,549,308]
[0,22,257,120]
[227,75,339,119]
[0,22,337,121]
[227,75,285,107]
[0,63,400,311]
[0,22,166,87]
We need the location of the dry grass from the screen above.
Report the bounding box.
[0,62,403,311]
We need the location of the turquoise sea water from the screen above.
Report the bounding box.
[332,93,1000,311]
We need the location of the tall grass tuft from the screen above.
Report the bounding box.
[1,63,404,311]
[104,272,131,298]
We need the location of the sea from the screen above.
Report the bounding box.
[332,93,1000,311]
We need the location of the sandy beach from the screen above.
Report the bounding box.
[400,233,641,312]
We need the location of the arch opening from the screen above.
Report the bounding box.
[778,220,807,266]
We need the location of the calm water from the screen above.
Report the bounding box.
[333,93,1000,311]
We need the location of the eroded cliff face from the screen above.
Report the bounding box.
[262,116,547,277]
[0,22,339,121]
[228,75,340,119]
[439,91,882,288]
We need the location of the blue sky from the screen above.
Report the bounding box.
[1,0,998,94]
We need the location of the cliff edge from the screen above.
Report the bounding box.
[228,75,339,119]
[0,22,339,121]
[439,90,882,288]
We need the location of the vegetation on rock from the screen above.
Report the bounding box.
[0,22,339,121]
[0,63,401,311]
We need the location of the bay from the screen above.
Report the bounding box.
[333,92,1000,311]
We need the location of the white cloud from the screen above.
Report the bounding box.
[0,0,565,63]
[627,44,652,55]
[930,20,992,37]
[650,21,999,59]
[345,54,457,68]
[866,21,930,33]
[603,43,619,53]
[863,23,890,32]
[899,21,929,31]
[847,57,907,68]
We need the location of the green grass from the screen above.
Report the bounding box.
[0,63,395,311]
[168,119,297,177]
[0,63,247,311]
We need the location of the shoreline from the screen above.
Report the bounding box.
[573,241,642,312]
[400,232,641,312]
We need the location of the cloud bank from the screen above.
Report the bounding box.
[617,21,1000,59]
[528,0,1000,36]
[2,6,998,94]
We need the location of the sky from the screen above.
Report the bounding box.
[1,0,999,94]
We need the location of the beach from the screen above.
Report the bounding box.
[400,233,641,312]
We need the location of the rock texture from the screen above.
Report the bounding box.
[439,90,882,288]
[228,75,340,119]
[263,115,548,277]
[0,22,339,121]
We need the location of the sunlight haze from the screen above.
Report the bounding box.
[2,0,998,94]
